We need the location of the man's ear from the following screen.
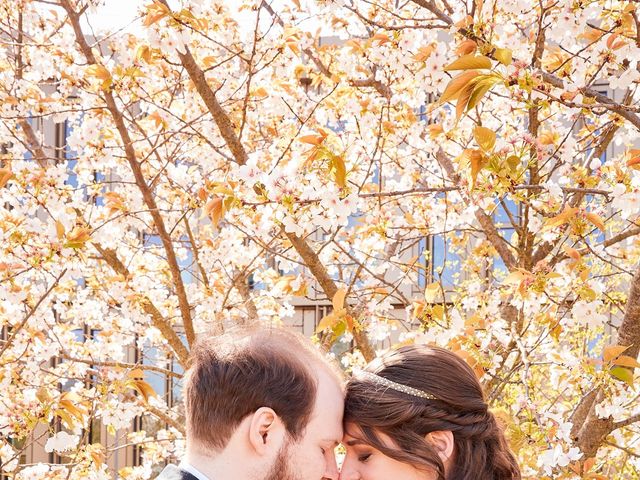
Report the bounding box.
[426,430,454,463]
[248,407,286,455]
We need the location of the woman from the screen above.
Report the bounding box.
[340,345,520,480]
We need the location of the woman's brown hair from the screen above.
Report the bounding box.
[344,345,521,480]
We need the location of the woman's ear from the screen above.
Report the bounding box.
[248,407,286,455]
[426,430,454,463]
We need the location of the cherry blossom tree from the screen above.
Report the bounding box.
[1,0,640,478]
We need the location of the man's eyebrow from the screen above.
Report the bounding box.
[323,439,340,446]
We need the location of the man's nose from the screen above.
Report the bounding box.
[338,457,361,480]
[323,452,340,480]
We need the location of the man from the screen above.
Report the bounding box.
[157,326,344,480]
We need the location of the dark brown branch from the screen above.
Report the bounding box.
[285,231,375,361]
[613,413,640,431]
[349,75,392,99]
[156,0,248,165]
[575,265,640,457]
[135,398,185,434]
[434,149,517,270]
[93,243,190,367]
[232,270,260,324]
[157,0,376,360]
[61,0,195,347]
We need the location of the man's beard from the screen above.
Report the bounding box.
[264,440,300,480]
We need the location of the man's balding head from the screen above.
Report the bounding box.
[185,326,342,452]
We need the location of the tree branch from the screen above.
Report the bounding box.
[613,413,640,431]
[285,231,375,361]
[157,0,248,165]
[61,0,195,347]
[58,352,183,378]
[575,265,640,457]
[135,398,185,434]
[409,0,640,131]
[157,0,376,359]
[93,243,190,367]
[0,268,67,361]
[232,269,260,325]
[435,149,517,270]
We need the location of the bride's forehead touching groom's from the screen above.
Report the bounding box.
[177,327,344,480]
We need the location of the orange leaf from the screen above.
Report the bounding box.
[439,70,481,104]
[332,288,347,311]
[456,81,476,120]
[473,126,496,152]
[104,192,127,216]
[299,134,325,145]
[503,269,534,285]
[371,33,391,45]
[585,212,605,231]
[583,457,596,473]
[202,56,217,68]
[0,168,13,188]
[627,154,640,170]
[143,1,171,27]
[542,207,579,231]
[412,45,436,62]
[253,86,269,98]
[0,262,23,272]
[286,39,300,55]
[455,15,473,28]
[330,155,347,188]
[603,344,630,363]
[345,39,363,53]
[563,245,581,261]
[606,33,625,50]
[130,379,157,402]
[427,123,444,139]
[136,44,153,63]
[205,197,225,227]
[538,130,558,145]
[413,300,426,319]
[455,40,477,56]
[494,48,513,66]
[613,355,640,369]
[469,149,486,187]
[55,221,65,240]
[128,368,145,379]
[444,54,492,71]
[315,311,342,333]
[65,227,92,249]
[86,64,112,90]
[579,27,605,43]
[147,111,166,130]
[560,90,579,102]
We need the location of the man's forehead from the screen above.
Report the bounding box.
[309,405,343,433]
[307,400,343,442]
[305,364,344,438]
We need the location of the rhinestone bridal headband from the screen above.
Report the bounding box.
[352,369,437,400]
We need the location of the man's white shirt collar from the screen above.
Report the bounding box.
[179,461,210,480]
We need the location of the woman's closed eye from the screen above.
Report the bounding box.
[357,453,372,463]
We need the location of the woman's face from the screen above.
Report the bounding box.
[339,424,439,480]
